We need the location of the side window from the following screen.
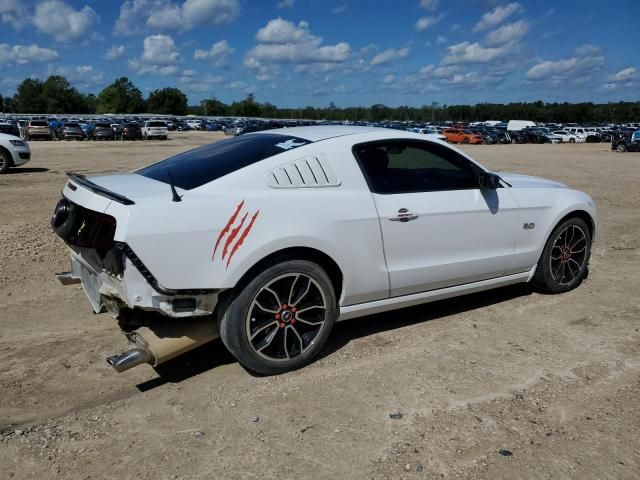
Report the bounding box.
[354,141,478,194]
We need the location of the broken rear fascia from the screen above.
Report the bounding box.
[57,241,220,319]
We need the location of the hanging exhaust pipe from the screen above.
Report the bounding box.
[106,348,152,372]
[106,318,219,373]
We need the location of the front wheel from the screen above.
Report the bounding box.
[0,149,10,174]
[617,143,627,152]
[531,217,592,294]
[219,260,337,375]
[462,137,470,144]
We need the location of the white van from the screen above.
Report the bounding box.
[507,120,536,131]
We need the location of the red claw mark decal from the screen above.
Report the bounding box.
[212,200,244,259]
[213,201,259,268]
[226,211,259,268]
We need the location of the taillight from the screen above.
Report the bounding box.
[51,199,117,251]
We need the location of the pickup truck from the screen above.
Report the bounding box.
[141,121,168,140]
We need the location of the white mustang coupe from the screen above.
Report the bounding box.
[52,126,596,375]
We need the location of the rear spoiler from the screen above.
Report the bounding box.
[67,172,136,205]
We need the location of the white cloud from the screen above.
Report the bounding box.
[255,18,316,44]
[473,2,522,33]
[608,67,636,82]
[419,64,460,79]
[442,72,480,86]
[277,0,295,8]
[33,0,99,42]
[484,20,529,47]
[106,45,126,60]
[436,35,447,45]
[115,0,239,35]
[179,73,224,92]
[332,3,348,14]
[419,0,439,10]
[194,39,235,67]
[526,44,605,81]
[248,42,350,64]
[0,43,59,64]
[441,41,510,65]
[383,74,395,85]
[370,47,410,66]
[129,34,182,75]
[50,65,104,89]
[0,0,30,30]
[245,17,350,74]
[415,15,441,32]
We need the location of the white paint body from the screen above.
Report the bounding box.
[59,126,597,322]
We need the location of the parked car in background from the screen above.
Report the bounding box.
[507,120,537,131]
[60,122,85,140]
[91,122,116,140]
[408,127,447,142]
[551,130,583,143]
[0,122,21,138]
[186,119,203,130]
[121,122,143,140]
[142,120,168,140]
[0,132,31,174]
[27,119,53,140]
[612,132,640,152]
[443,128,483,144]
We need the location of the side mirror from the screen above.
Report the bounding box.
[478,171,501,189]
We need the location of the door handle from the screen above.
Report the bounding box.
[388,208,419,222]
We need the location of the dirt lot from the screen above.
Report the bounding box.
[1,132,639,479]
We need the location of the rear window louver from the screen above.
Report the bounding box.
[265,155,340,189]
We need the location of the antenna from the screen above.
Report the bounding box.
[167,171,182,202]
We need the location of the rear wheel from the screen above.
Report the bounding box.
[219,260,337,375]
[531,217,592,294]
[617,143,627,152]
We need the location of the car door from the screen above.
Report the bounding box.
[354,139,520,297]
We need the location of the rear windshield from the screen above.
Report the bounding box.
[137,133,311,190]
[95,123,111,128]
[148,121,166,127]
[65,123,80,128]
[30,121,48,126]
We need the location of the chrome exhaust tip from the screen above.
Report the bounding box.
[106,348,152,373]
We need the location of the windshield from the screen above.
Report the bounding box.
[137,133,311,190]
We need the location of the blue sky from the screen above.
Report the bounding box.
[0,0,638,107]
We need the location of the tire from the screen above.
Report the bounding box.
[617,143,627,153]
[569,137,575,143]
[531,217,592,294]
[462,137,470,144]
[0,149,11,174]
[219,259,338,375]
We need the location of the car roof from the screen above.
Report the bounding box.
[253,125,382,142]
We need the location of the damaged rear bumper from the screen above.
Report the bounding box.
[58,244,220,318]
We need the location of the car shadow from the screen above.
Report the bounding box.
[136,283,533,391]
[7,167,50,174]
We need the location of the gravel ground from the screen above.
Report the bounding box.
[1,132,639,480]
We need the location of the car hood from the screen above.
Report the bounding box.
[497,172,568,189]
[88,173,174,199]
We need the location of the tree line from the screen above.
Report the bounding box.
[1,75,639,123]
